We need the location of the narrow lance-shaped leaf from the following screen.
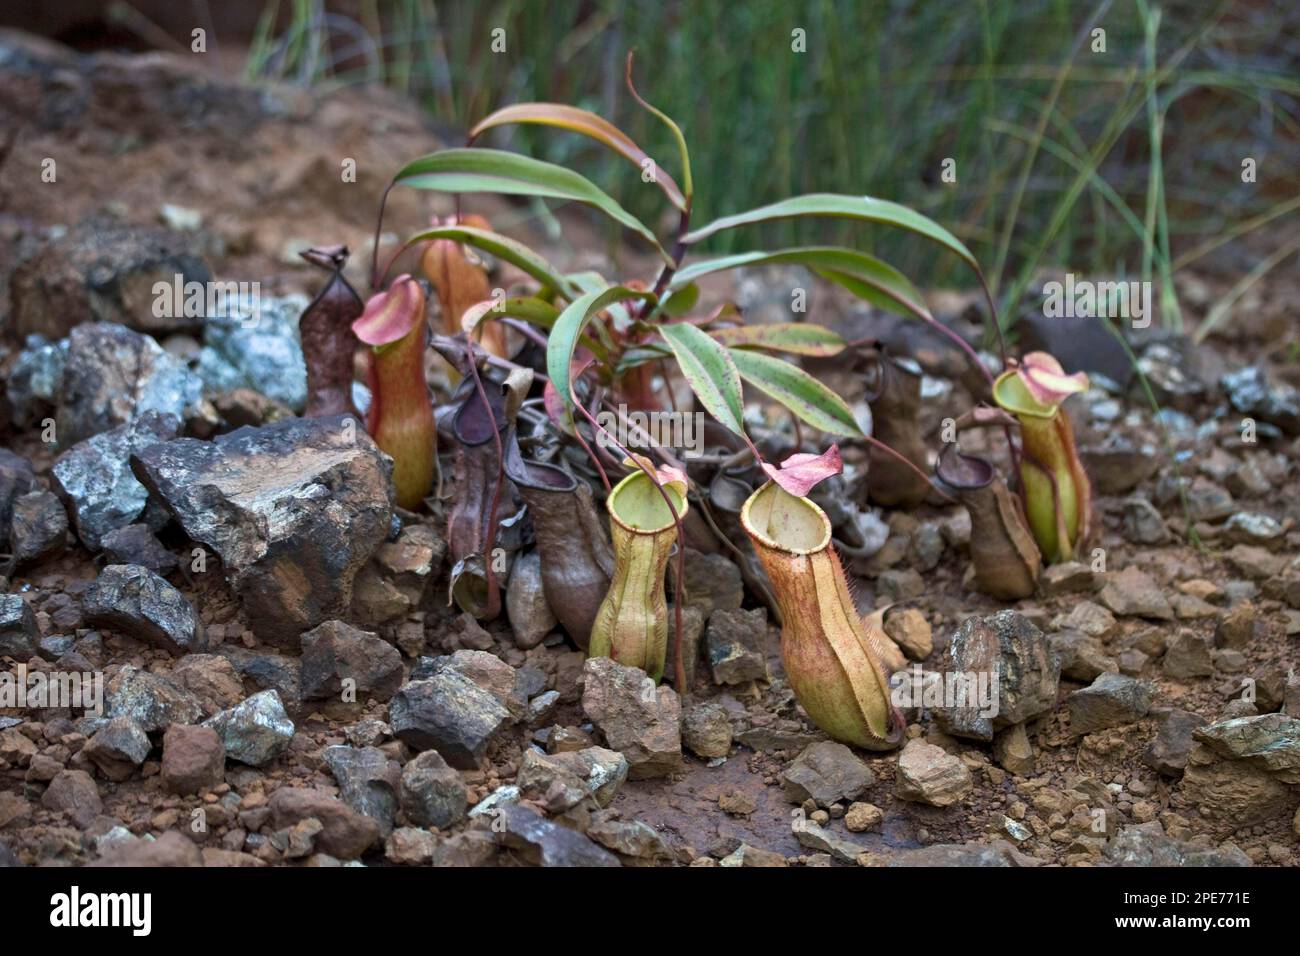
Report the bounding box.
[468,102,687,211]
[658,322,747,438]
[682,194,978,273]
[670,246,933,321]
[460,295,609,363]
[404,224,579,299]
[709,322,846,357]
[547,286,657,423]
[728,347,863,438]
[392,148,672,265]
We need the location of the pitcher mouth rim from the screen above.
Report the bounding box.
[606,470,687,535]
[740,481,832,555]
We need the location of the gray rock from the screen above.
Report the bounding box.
[0,595,39,660]
[1193,714,1300,783]
[706,607,769,686]
[203,690,294,766]
[1121,497,1170,544]
[681,701,732,759]
[1049,630,1117,682]
[1079,433,1160,494]
[56,322,203,447]
[106,665,204,732]
[1221,366,1300,436]
[81,716,151,781]
[197,294,309,411]
[398,749,467,829]
[300,620,404,703]
[677,548,745,617]
[1162,631,1214,679]
[7,216,212,340]
[1104,822,1251,867]
[1141,709,1206,777]
[934,610,1060,741]
[780,740,875,806]
[51,411,181,550]
[82,564,202,655]
[1222,512,1284,548]
[587,816,674,861]
[1098,567,1174,620]
[0,450,36,547]
[99,524,178,574]
[6,336,67,429]
[8,490,67,565]
[323,745,400,837]
[131,415,393,645]
[792,817,869,863]
[215,647,301,707]
[40,769,102,827]
[388,672,512,769]
[498,803,621,867]
[515,746,628,811]
[871,839,1040,867]
[581,657,683,779]
[1068,673,1152,735]
[419,649,528,721]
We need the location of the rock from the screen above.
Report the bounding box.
[705,607,769,685]
[203,690,294,766]
[662,603,706,690]
[51,411,181,550]
[419,650,527,720]
[388,672,512,769]
[1098,567,1173,620]
[1121,497,1170,544]
[56,323,203,447]
[678,549,744,617]
[215,646,301,707]
[398,750,467,829]
[497,804,620,867]
[1049,630,1116,681]
[157,728,227,803]
[385,827,437,865]
[934,610,1060,741]
[197,295,310,411]
[1224,544,1286,581]
[299,620,404,703]
[323,745,400,836]
[1162,631,1214,679]
[780,741,876,806]
[41,769,102,827]
[877,567,924,603]
[268,787,380,860]
[681,701,732,759]
[1053,600,1117,639]
[718,788,756,816]
[99,524,177,574]
[8,490,67,565]
[992,722,1035,776]
[1078,434,1160,494]
[718,844,787,867]
[869,839,1040,867]
[1141,709,1207,777]
[431,830,499,867]
[793,817,869,863]
[131,415,393,646]
[894,739,973,807]
[1067,673,1152,734]
[1104,822,1252,866]
[587,816,674,861]
[516,746,629,812]
[96,831,204,868]
[735,725,820,753]
[82,716,151,782]
[1215,603,1259,649]
[6,338,66,429]
[1222,512,1285,548]
[844,801,884,833]
[0,595,39,660]
[1041,561,1098,596]
[581,657,683,779]
[884,607,932,660]
[8,217,211,340]
[1182,743,1295,826]
[82,564,202,655]
[505,551,556,649]
[106,665,204,732]
[167,655,245,716]
[1221,366,1300,436]
[1193,714,1300,782]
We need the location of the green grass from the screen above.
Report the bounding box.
[245,0,1300,331]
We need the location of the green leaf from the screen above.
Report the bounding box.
[728,348,863,437]
[468,102,687,211]
[547,286,656,421]
[660,281,700,317]
[671,246,933,321]
[403,225,578,299]
[681,195,977,272]
[460,295,608,362]
[709,322,846,356]
[658,323,746,437]
[392,148,672,265]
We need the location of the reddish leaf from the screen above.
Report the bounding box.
[761,445,844,497]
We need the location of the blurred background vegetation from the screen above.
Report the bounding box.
[10,0,1300,325]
